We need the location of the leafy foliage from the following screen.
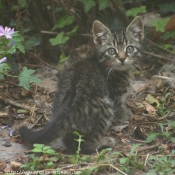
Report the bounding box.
[78,0,96,12]
[146,122,175,143]
[52,15,74,31]
[146,150,175,174]
[159,3,175,14]
[73,131,84,164]
[8,32,25,54]
[97,0,109,11]
[151,18,170,32]
[31,144,56,155]
[49,32,70,45]
[18,67,41,90]
[126,6,146,17]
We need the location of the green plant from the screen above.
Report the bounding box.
[126,6,147,17]
[151,18,169,33]
[117,144,144,174]
[72,131,84,164]
[20,144,61,171]
[146,150,175,174]
[20,154,41,170]
[31,143,57,155]
[0,26,41,90]
[146,122,175,143]
[96,148,112,163]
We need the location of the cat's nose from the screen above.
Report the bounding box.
[118,57,126,63]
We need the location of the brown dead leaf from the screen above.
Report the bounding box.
[142,101,158,118]
[134,126,147,140]
[165,14,175,31]
[0,161,6,171]
[10,161,21,170]
[133,115,148,121]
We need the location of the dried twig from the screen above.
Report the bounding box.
[0,112,9,117]
[26,51,54,68]
[0,96,44,114]
[41,30,58,35]
[136,143,160,153]
[142,50,173,62]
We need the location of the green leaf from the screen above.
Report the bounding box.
[171,137,175,143]
[126,6,147,17]
[97,0,109,11]
[82,167,98,175]
[0,63,11,72]
[24,36,41,50]
[20,0,28,8]
[49,32,69,46]
[52,15,74,30]
[8,32,25,54]
[18,67,41,90]
[42,146,51,151]
[66,26,78,36]
[59,53,68,63]
[44,149,56,155]
[31,148,42,153]
[47,161,54,167]
[119,157,129,164]
[159,3,175,14]
[53,168,61,175]
[163,44,172,50]
[130,144,141,155]
[145,94,160,107]
[0,73,4,79]
[78,0,96,12]
[33,143,44,148]
[146,133,160,143]
[168,121,175,128]
[151,18,170,32]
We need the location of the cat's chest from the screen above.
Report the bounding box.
[107,71,130,98]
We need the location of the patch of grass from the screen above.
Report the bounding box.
[146,150,175,175]
[146,121,175,143]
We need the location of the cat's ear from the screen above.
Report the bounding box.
[126,16,144,42]
[92,20,112,45]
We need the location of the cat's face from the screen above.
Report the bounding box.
[92,16,144,71]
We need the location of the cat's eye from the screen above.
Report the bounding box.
[126,46,134,53]
[107,48,116,55]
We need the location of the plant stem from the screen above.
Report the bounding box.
[0,70,18,78]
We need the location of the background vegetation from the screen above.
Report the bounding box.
[1,0,175,174]
[2,0,175,64]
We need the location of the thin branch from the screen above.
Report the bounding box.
[26,51,54,68]
[0,96,44,114]
[142,50,173,62]
[145,38,175,55]
[41,30,58,35]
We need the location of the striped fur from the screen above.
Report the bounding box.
[19,16,144,154]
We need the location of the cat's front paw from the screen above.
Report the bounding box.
[113,106,132,125]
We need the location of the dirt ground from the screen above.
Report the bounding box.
[0,46,175,174]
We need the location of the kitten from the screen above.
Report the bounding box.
[19,16,144,154]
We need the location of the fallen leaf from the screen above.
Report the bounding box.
[10,161,21,170]
[142,101,158,118]
[135,102,144,109]
[145,94,160,107]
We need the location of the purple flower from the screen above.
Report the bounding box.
[9,128,13,137]
[0,26,14,39]
[1,125,9,130]
[1,125,9,129]
[0,57,7,64]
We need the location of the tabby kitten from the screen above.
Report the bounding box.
[19,16,144,154]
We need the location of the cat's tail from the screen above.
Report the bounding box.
[19,119,67,144]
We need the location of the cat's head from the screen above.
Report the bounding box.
[92,16,144,71]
